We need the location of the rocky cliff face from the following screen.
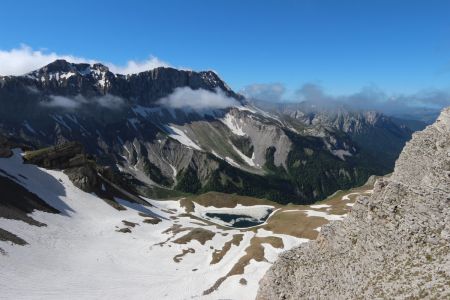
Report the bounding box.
[257,107,450,299]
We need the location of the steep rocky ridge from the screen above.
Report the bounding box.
[257,107,450,299]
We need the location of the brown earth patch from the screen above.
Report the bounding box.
[210,234,244,264]
[153,224,193,247]
[309,189,373,216]
[189,221,209,226]
[162,224,190,235]
[139,212,162,224]
[154,237,172,247]
[173,228,216,245]
[260,210,328,240]
[180,197,195,213]
[143,218,161,225]
[122,220,139,227]
[173,248,195,263]
[203,236,283,295]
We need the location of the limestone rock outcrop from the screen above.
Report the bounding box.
[257,107,450,299]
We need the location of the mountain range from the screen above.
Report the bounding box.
[0,60,424,204]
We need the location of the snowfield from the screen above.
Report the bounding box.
[301,209,347,221]
[165,125,202,150]
[0,151,305,300]
[221,113,246,136]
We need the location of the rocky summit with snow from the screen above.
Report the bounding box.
[257,107,450,299]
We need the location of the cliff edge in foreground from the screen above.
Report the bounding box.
[258,107,450,299]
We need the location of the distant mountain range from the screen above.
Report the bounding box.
[0,60,425,204]
[251,100,428,171]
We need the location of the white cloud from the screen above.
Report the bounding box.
[158,87,239,110]
[294,83,450,113]
[240,83,286,102]
[95,94,125,109]
[108,57,170,74]
[0,45,170,76]
[42,95,86,109]
[0,45,92,76]
[41,94,125,110]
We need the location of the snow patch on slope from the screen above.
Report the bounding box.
[221,113,246,136]
[331,149,352,160]
[231,144,256,167]
[302,210,347,221]
[165,125,202,150]
[225,156,240,168]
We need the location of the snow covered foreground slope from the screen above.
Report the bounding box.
[0,150,306,300]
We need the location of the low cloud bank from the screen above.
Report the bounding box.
[242,82,450,118]
[111,57,170,74]
[295,83,450,116]
[240,83,285,102]
[158,87,240,110]
[42,95,85,109]
[0,45,170,76]
[41,94,125,110]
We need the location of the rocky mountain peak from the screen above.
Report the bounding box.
[91,63,109,73]
[42,59,80,72]
[362,110,383,125]
[27,59,111,78]
[5,59,242,105]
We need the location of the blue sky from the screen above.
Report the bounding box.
[1,0,450,98]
